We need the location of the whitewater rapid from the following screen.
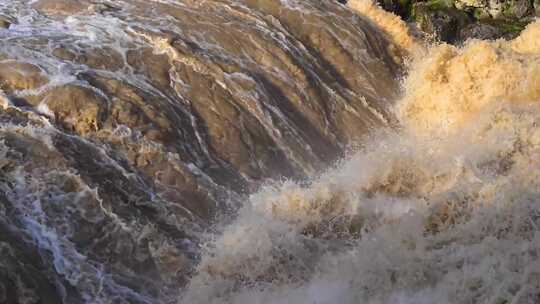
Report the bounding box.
[0,0,401,302]
[181,10,540,304]
[0,0,538,303]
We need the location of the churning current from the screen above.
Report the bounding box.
[0,0,538,303]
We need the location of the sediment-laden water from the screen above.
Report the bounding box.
[0,0,539,303]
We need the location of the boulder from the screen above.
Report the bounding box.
[412,1,471,43]
[31,0,93,15]
[455,0,533,19]
[376,0,414,18]
[0,61,48,92]
[501,0,533,19]
[53,46,124,71]
[458,21,505,40]
[26,85,106,135]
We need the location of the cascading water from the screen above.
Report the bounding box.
[0,0,539,303]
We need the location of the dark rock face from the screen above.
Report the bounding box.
[31,0,93,15]
[454,0,534,20]
[457,21,506,39]
[0,0,401,302]
[377,0,414,18]
[374,0,536,43]
[412,1,471,43]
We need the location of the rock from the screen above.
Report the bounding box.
[455,0,533,20]
[84,76,176,143]
[0,16,12,29]
[0,61,48,92]
[126,48,172,93]
[455,0,487,9]
[53,46,124,71]
[31,0,93,15]
[412,1,472,43]
[501,0,532,19]
[0,223,65,304]
[458,21,505,40]
[376,0,413,18]
[0,1,407,301]
[26,85,106,135]
[486,0,504,18]
[88,3,121,14]
[460,19,527,41]
[406,0,533,43]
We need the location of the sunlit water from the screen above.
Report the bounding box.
[0,0,539,303]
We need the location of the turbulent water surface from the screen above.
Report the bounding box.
[0,0,539,303]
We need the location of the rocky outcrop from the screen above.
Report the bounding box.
[412,1,471,42]
[373,0,537,42]
[454,0,533,19]
[31,0,95,15]
[0,62,48,92]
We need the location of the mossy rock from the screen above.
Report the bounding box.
[412,1,472,42]
[351,0,534,44]
[501,0,532,19]
[458,18,527,41]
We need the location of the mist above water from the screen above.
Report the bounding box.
[0,0,538,303]
[182,11,540,304]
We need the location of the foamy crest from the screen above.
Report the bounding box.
[397,21,540,137]
[181,21,540,304]
[348,0,425,60]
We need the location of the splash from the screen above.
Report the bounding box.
[348,0,425,60]
[398,21,540,137]
[182,21,540,304]
[0,0,401,301]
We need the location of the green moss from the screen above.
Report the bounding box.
[425,0,455,10]
[500,21,526,33]
[390,0,532,43]
[473,8,491,20]
[481,19,528,33]
[502,1,515,16]
[411,0,456,20]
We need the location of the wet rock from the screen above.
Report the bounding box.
[85,75,179,144]
[0,229,67,304]
[126,48,172,93]
[454,0,533,20]
[505,0,533,19]
[0,61,48,93]
[0,0,406,302]
[53,46,124,71]
[377,0,535,43]
[0,16,12,29]
[458,21,505,40]
[0,110,197,302]
[377,0,413,18]
[31,0,93,15]
[26,85,106,135]
[454,0,487,11]
[493,0,532,19]
[413,1,471,42]
[88,3,121,14]
[459,19,528,41]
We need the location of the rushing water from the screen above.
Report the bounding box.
[0,0,539,303]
